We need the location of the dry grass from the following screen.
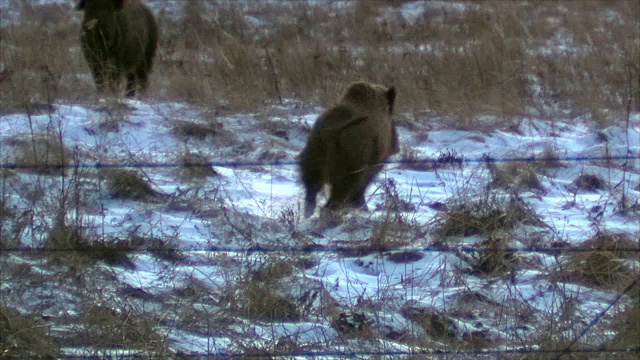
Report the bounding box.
[610,294,640,352]
[556,232,638,291]
[8,134,71,175]
[571,173,606,192]
[102,168,162,201]
[45,222,135,268]
[172,118,224,141]
[431,191,539,239]
[331,311,373,339]
[400,149,464,172]
[73,303,168,354]
[1,1,638,357]
[488,160,544,192]
[176,151,219,181]
[230,260,303,322]
[1,1,636,127]
[468,232,517,275]
[0,305,59,358]
[400,305,495,350]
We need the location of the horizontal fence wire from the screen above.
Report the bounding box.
[2,245,639,254]
[55,347,640,359]
[2,153,638,358]
[1,154,638,170]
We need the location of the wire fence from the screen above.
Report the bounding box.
[1,153,638,358]
[3,245,640,254]
[1,154,638,170]
[54,347,640,359]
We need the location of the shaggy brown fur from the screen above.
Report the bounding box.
[77,0,158,97]
[299,82,399,218]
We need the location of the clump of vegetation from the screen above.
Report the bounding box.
[233,261,301,322]
[556,232,638,290]
[431,192,538,239]
[102,168,161,201]
[331,311,373,338]
[177,151,218,181]
[402,149,464,172]
[45,221,133,268]
[10,135,71,175]
[539,145,564,169]
[172,118,223,141]
[559,248,635,290]
[571,173,606,192]
[0,305,59,358]
[401,306,458,342]
[468,232,516,275]
[488,160,544,192]
[375,178,416,213]
[145,236,186,263]
[241,281,301,322]
[582,232,638,260]
[386,250,424,264]
[610,295,640,351]
[399,148,430,171]
[0,194,27,249]
[76,303,167,354]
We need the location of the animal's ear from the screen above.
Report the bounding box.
[114,0,126,10]
[386,86,396,114]
[76,0,86,10]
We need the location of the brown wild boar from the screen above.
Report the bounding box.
[299,81,399,218]
[76,0,158,97]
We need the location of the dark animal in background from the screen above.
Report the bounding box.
[299,81,399,218]
[77,0,158,97]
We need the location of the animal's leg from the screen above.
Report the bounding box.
[105,65,121,96]
[325,180,350,211]
[300,140,328,218]
[134,65,150,95]
[125,73,136,98]
[88,61,106,92]
[302,159,325,218]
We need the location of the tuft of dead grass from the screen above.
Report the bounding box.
[45,222,135,268]
[488,160,544,192]
[102,168,162,202]
[431,192,539,239]
[571,173,606,192]
[400,149,464,172]
[469,232,517,276]
[401,306,458,342]
[73,303,168,354]
[0,305,59,358]
[9,135,71,175]
[555,231,638,291]
[176,151,219,181]
[539,144,564,169]
[232,261,302,322]
[331,311,373,339]
[559,250,634,291]
[582,232,639,260]
[610,294,640,352]
[172,118,224,141]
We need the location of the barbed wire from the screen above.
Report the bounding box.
[1,154,638,170]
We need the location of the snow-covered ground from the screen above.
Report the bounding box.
[1,0,639,357]
[1,97,638,356]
